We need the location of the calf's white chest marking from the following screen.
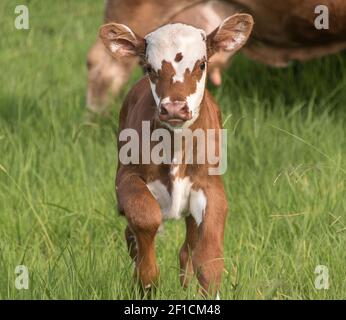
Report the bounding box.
[147,175,207,225]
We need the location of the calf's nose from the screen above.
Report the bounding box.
[159,101,192,123]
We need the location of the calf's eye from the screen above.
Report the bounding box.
[146,65,153,74]
[200,62,206,71]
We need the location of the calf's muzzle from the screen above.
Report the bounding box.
[159,101,192,126]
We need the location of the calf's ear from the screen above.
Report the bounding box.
[99,23,145,58]
[207,14,254,57]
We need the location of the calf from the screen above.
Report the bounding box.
[99,13,254,296]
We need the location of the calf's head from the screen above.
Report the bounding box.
[100,14,253,128]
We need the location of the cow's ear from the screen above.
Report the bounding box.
[207,14,253,57]
[99,23,145,58]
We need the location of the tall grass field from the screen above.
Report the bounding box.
[0,0,345,299]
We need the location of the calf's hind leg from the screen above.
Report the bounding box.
[125,225,137,260]
[117,175,162,288]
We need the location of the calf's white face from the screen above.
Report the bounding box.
[144,24,207,128]
[99,14,254,128]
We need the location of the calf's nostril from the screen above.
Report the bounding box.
[160,106,168,115]
[180,105,189,113]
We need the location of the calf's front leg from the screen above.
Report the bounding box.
[117,174,162,289]
[192,185,228,297]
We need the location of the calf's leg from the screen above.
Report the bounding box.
[125,225,137,261]
[179,216,198,288]
[117,175,162,288]
[192,186,228,297]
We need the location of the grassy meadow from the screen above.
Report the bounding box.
[0,0,345,299]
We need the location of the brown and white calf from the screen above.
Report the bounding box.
[99,14,254,296]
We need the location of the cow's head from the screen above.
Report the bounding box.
[100,14,253,129]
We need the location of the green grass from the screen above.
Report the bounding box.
[0,0,345,299]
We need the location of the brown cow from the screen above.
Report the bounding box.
[99,14,254,296]
[88,0,346,113]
